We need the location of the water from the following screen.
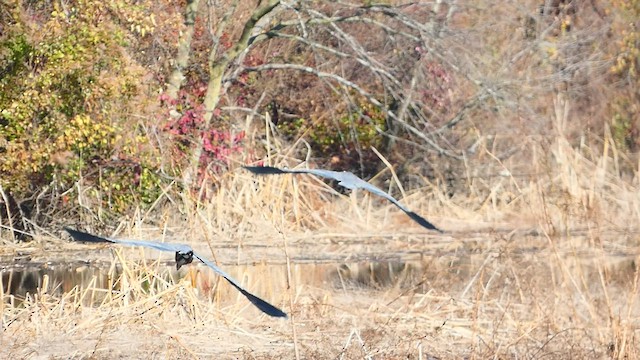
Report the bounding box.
[2,242,636,304]
[0,260,436,302]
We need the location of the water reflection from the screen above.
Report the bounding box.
[1,260,431,302]
[333,261,420,289]
[2,253,637,306]
[0,262,182,300]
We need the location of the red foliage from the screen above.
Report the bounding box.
[159,87,246,176]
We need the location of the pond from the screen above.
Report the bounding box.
[0,259,441,303]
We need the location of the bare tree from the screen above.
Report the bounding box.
[167,0,613,200]
[166,0,202,100]
[180,0,281,200]
[173,1,476,186]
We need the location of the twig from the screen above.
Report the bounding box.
[244,63,461,159]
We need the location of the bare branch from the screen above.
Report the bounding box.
[244,63,462,159]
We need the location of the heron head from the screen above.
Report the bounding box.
[175,250,194,270]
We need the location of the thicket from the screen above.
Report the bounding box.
[0,1,162,229]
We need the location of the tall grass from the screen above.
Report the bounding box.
[2,97,639,357]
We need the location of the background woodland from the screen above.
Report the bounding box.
[1,0,639,236]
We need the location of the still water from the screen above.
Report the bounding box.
[0,260,434,302]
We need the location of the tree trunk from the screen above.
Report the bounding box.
[181,0,280,205]
[166,0,201,100]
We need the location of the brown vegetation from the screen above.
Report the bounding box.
[1,0,639,358]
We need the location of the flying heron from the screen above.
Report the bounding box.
[64,227,287,318]
[243,166,443,232]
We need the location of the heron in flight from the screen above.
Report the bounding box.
[64,227,287,318]
[243,166,443,232]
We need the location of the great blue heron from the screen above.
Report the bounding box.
[64,227,287,318]
[243,166,443,232]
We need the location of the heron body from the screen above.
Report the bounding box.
[243,165,443,232]
[175,251,194,269]
[64,227,287,318]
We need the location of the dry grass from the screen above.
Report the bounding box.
[1,230,638,359]
[1,97,640,359]
[1,1,638,358]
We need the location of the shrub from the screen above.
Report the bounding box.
[0,0,161,220]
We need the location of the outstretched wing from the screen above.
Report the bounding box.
[243,165,344,181]
[65,227,287,318]
[243,166,443,232]
[65,227,116,244]
[64,227,192,254]
[243,166,290,175]
[355,184,443,232]
[194,253,288,318]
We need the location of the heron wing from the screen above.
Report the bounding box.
[243,166,344,181]
[242,166,442,231]
[352,179,414,209]
[65,227,286,317]
[346,182,443,232]
[109,239,192,253]
[288,168,343,181]
[64,228,192,253]
[64,227,116,244]
[242,166,289,175]
[193,253,288,318]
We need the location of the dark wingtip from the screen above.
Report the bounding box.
[64,227,114,243]
[239,289,288,318]
[242,165,288,175]
[405,212,444,233]
[195,253,288,318]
